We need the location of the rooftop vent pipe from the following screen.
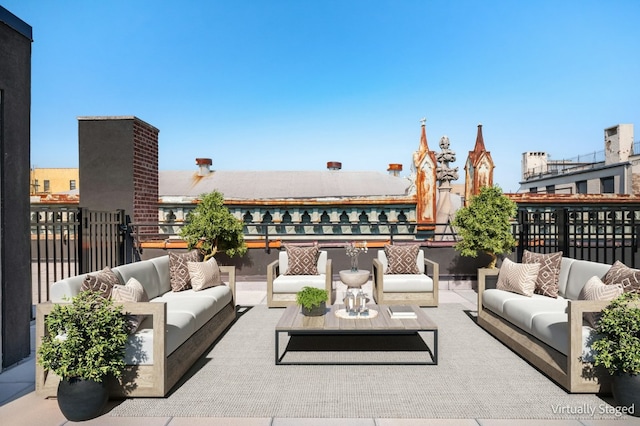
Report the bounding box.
[195,158,212,176]
[388,163,403,176]
[327,161,342,171]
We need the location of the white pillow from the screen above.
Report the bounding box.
[187,257,222,291]
[578,275,624,328]
[496,258,540,297]
[111,277,149,333]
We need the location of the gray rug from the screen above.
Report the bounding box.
[110,304,618,419]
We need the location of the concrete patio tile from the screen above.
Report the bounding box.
[377,419,479,426]
[0,382,34,405]
[169,418,273,426]
[0,391,67,426]
[78,416,170,425]
[581,418,640,425]
[273,418,375,426]
[477,419,583,426]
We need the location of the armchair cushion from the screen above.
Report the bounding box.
[522,250,562,298]
[383,244,420,274]
[283,244,319,275]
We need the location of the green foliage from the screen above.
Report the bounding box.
[37,291,129,382]
[452,185,517,267]
[296,286,328,310]
[592,292,640,376]
[179,191,248,260]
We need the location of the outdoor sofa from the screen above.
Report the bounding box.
[477,253,637,393]
[36,252,236,398]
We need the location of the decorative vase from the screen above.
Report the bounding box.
[57,377,109,421]
[301,301,326,316]
[350,255,359,272]
[612,373,640,417]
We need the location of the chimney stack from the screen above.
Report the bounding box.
[196,158,212,176]
[327,161,342,171]
[387,163,402,176]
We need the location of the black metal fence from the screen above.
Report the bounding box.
[31,207,127,304]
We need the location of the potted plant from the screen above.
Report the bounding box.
[296,286,328,316]
[451,185,516,268]
[37,290,130,421]
[592,291,640,416]
[179,190,248,260]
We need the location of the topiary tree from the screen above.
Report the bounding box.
[179,191,247,260]
[452,185,516,268]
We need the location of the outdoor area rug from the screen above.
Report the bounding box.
[110,304,620,420]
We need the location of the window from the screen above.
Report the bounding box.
[576,181,587,194]
[43,180,50,192]
[601,177,615,194]
[529,187,538,193]
[545,185,555,194]
[70,180,76,190]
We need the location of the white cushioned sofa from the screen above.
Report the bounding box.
[267,248,333,307]
[477,255,632,393]
[36,254,236,397]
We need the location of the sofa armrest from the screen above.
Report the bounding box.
[372,258,383,300]
[267,259,279,297]
[324,258,334,303]
[219,265,236,306]
[477,268,500,316]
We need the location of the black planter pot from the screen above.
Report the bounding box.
[57,377,109,421]
[612,373,640,417]
[301,301,327,316]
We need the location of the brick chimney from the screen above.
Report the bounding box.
[387,163,402,176]
[196,158,212,176]
[327,161,342,171]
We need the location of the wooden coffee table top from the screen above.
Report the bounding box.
[276,304,437,333]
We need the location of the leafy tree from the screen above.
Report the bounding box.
[452,185,516,268]
[179,191,247,260]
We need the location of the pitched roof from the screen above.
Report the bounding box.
[159,170,411,200]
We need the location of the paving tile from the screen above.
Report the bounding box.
[377,419,479,426]
[273,418,375,426]
[0,382,34,405]
[169,418,273,426]
[477,419,583,426]
[0,391,67,426]
[581,417,640,425]
[78,416,171,425]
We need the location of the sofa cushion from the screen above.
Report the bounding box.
[563,260,611,300]
[148,255,171,296]
[81,267,121,299]
[113,260,164,300]
[500,295,569,331]
[169,251,201,292]
[578,275,624,327]
[522,250,562,298]
[187,257,222,291]
[602,260,640,293]
[529,312,600,360]
[111,277,149,333]
[284,244,319,275]
[496,259,540,297]
[380,274,433,292]
[384,244,421,274]
[51,273,93,302]
[272,275,327,293]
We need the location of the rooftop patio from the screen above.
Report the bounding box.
[1,280,638,425]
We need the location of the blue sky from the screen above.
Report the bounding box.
[4,0,640,193]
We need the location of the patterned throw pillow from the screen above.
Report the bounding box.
[169,250,201,292]
[81,266,120,299]
[522,250,562,298]
[578,275,624,328]
[111,277,149,333]
[384,244,420,274]
[602,260,640,293]
[284,244,319,275]
[496,258,540,297]
[187,257,222,291]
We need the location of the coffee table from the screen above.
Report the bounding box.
[275,304,437,365]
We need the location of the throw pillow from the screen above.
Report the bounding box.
[111,277,149,333]
[284,244,319,275]
[522,250,562,298]
[81,266,120,299]
[384,244,420,274]
[602,260,640,293]
[578,275,624,328]
[496,258,540,297]
[187,257,223,291]
[169,250,201,292]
